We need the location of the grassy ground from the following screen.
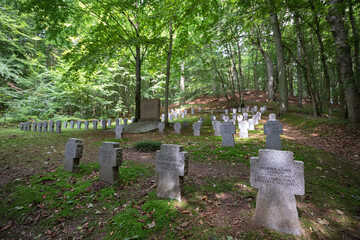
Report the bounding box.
[0,103,359,239]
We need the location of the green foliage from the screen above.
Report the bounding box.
[134,140,162,152]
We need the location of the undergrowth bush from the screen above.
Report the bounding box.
[134,140,162,152]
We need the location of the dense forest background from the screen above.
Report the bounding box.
[1,0,359,123]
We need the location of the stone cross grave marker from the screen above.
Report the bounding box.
[184,109,187,115]
[70,121,74,129]
[161,114,165,122]
[233,108,237,114]
[98,142,122,184]
[225,109,228,114]
[107,119,112,127]
[49,121,54,133]
[198,106,202,112]
[63,121,67,129]
[237,115,243,122]
[254,106,258,112]
[84,121,89,130]
[243,113,248,121]
[181,113,185,118]
[251,108,255,115]
[253,115,259,125]
[77,121,82,129]
[191,108,194,114]
[32,122,37,132]
[43,121,48,132]
[93,120,98,130]
[239,121,249,138]
[183,121,189,128]
[115,118,120,126]
[131,117,135,123]
[155,144,189,201]
[174,113,178,120]
[248,119,255,130]
[56,120,62,133]
[64,138,83,172]
[193,122,201,136]
[246,106,249,112]
[242,108,246,114]
[174,122,181,134]
[20,123,24,131]
[263,113,283,150]
[232,113,237,119]
[250,149,304,236]
[169,114,173,122]
[115,125,123,139]
[123,118,128,126]
[214,121,221,136]
[158,122,165,134]
[101,119,107,129]
[220,122,236,147]
[37,122,43,132]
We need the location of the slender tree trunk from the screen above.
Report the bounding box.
[227,43,238,104]
[327,0,360,124]
[236,40,245,106]
[296,24,303,107]
[254,50,259,91]
[164,21,173,126]
[288,60,294,96]
[180,61,185,106]
[210,45,230,104]
[253,41,275,101]
[269,1,288,115]
[348,0,360,92]
[337,62,347,118]
[135,46,141,122]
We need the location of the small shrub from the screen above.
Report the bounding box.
[134,140,162,152]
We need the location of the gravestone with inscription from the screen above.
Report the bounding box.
[37,122,43,132]
[220,122,236,147]
[93,120,98,130]
[64,138,83,172]
[239,121,249,138]
[49,121,54,133]
[140,98,160,121]
[156,144,189,201]
[158,122,165,134]
[174,122,181,134]
[193,122,201,136]
[99,142,122,184]
[56,120,62,133]
[115,125,123,139]
[70,121,74,129]
[101,119,107,129]
[250,149,304,236]
[84,121,89,130]
[264,114,283,150]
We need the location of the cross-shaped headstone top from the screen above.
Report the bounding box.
[269,113,277,121]
[174,122,181,134]
[193,122,201,131]
[64,138,83,161]
[115,125,123,139]
[155,144,189,176]
[220,121,236,147]
[158,122,165,133]
[99,142,122,167]
[225,109,228,114]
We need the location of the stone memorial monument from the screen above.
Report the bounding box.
[155,144,189,201]
[99,142,122,184]
[220,122,236,147]
[139,98,160,121]
[183,121,189,128]
[250,149,304,236]
[64,138,83,172]
[264,114,283,150]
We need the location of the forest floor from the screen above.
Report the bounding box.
[0,91,359,240]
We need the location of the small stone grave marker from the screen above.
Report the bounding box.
[243,113,248,120]
[161,114,165,122]
[191,108,194,114]
[263,114,283,150]
[84,121,89,130]
[98,142,122,184]
[225,109,228,114]
[198,106,202,112]
[183,121,189,128]
[184,109,187,115]
[93,120,98,130]
[250,149,304,236]
[158,122,165,134]
[155,144,189,201]
[70,121,74,129]
[220,122,236,147]
[248,119,255,130]
[214,121,221,136]
[107,119,112,127]
[193,122,201,136]
[32,122,37,132]
[239,121,249,138]
[64,138,83,172]
[49,121,54,133]
[115,125,123,139]
[20,123,24,131]
[77,121,82,129]
[43,121,48,132]
[116,118,121,126]
[174,122,181,134]
[63,121,67,129]
[101,119,107,129]
[123,118,128,126]
[37,122,43,132]
[237,115,243,122]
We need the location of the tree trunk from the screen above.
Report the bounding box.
[210,45,230,104]
[254,50,259,91]
[269,2,288,115]
[348,0,360,92]
[327,0,360,124]
[164,21,173,126]
[236,40,245,106]
[180,61,185,106]
[135,46,141,122]
[296,22,303,107]
[288,60,294,96]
